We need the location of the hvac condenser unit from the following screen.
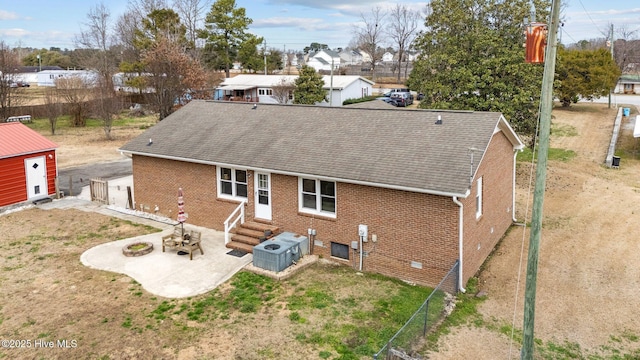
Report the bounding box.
[252,239,301,272]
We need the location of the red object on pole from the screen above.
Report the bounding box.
[525,23,548,64]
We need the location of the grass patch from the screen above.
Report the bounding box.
[425,277,484,351]
[25,112,157,132]
[551,123,578,137]
[150,301,176,321]
[121,316,132,328]
[517,147,577,163]
[128,243,147,251]
[286,266,435,358]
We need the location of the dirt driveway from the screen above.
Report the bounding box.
[429,103,640,358]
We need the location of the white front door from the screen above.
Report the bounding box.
[25,157,47,199]
[254,172,272,220]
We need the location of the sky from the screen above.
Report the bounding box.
[0,0,638,52]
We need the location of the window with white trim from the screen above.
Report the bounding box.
[258,88,273,96]
[299,178,336,216]
[218,167,248,199]
[475,176,483,219]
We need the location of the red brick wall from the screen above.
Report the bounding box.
[131,156,242,228]
[131,129,516,288]
[460,130,516,285]
[269,175,460,287]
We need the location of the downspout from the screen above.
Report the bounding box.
[452,196,466,293]
[512,150,519,222]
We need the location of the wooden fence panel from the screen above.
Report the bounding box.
[90,178,109,205]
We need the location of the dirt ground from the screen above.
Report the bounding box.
[2,103,640,359]
[428,103,640,358]
[44,119,152,169]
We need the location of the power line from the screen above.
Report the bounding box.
[577,0,603,35]
[561,28,578,44]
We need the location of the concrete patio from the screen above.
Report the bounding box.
[80,223,253,299]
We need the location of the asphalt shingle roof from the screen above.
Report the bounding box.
[120,101,521,196]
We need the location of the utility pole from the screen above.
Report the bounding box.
[263,41,267,75]
[521,0,561,358]
[329,58,334,106]
[608,24,614,109]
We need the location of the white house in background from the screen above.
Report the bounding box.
[382,51,395,62]
[306,50,341,72]
[339,49,364,65]
[321,75,374,107]
[112,72,155,93]
[615,74,640,94]
[37,70,97,87]
[12,66,64,85]
[215,74,374,106]
[359,50,372,64]
[215,75,297,104]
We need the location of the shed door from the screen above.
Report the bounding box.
[254,172,272,220]
[25,157,47,199]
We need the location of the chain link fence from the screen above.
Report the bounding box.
[374,261,459,360]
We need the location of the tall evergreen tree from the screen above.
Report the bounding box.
[236,34,263,73]
[200,0,252,77]
[293,66,326,105]
[408,0,550,138]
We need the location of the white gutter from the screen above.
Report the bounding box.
[452,196,466,293]
[119,150,471,199]
[512,150,519,222]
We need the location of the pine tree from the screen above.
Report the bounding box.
[293,66,326,105]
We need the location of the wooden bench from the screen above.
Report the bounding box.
[162,227,204,260]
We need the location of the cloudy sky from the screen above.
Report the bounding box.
[0,0,638,51]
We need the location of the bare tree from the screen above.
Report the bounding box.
[75,3,122,139]
[127,0,168,20]
[172,0,211,48]
[114,0,169,64]
[613,25,640,74]
[271,77,295,104]
[353,7,386,81]
[92,86,122,140]
[115,12,140,63]
[42,87,62,135]
[56,76,91,127]
[142,37,206,119]
[388,4,420,83]
[0,41,24,122]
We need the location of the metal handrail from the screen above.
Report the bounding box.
[224,201,246,244]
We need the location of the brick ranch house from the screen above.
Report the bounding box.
[119,100,524,290]
[0,122,58,207]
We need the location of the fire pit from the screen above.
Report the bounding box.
[122,242,154,257]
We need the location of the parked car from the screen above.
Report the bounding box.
[16,81,30,87]
[390,92,414,107]
[417,92,424,100]
[383,88,410,97]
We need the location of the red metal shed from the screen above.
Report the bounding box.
[0,122,58,207]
